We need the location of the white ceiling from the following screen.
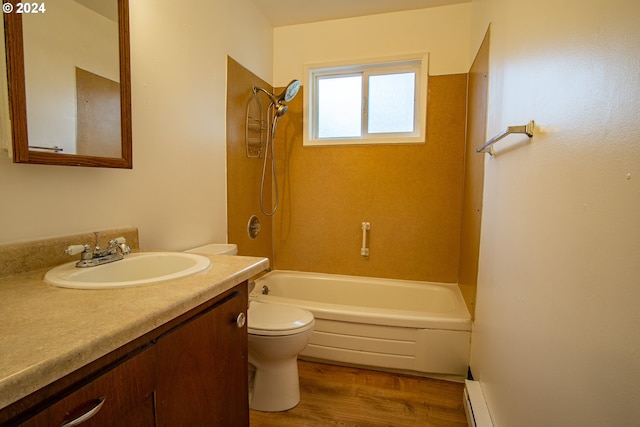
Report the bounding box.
[250,0,471,27]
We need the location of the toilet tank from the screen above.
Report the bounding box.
[185,243,238,255]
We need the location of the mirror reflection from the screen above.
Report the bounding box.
[23,0,120,157]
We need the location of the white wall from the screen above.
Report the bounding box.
[469,0,640,426]
[273,3,472,86]
[0,0,272,249]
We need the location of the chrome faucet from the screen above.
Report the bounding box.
[65,232,131,268]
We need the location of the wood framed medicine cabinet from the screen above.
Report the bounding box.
[3,0,132,168]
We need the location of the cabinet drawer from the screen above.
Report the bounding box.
[20,347,156,427]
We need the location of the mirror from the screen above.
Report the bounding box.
[3,0,132,168]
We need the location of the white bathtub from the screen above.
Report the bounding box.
[251,270,472,380]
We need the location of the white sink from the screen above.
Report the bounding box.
[45,252,211,289]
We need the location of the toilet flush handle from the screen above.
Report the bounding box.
[235,312,246,328]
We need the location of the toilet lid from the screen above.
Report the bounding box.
[248,301,314,336]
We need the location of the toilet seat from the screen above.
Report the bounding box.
[248,301,315,336]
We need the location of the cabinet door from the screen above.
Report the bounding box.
[20,347,156,427]
[155,288,248,427]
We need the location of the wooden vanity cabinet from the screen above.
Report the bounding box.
[2,283,249,427]
[155,284,249,426]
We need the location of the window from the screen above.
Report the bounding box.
[304,55,428,146]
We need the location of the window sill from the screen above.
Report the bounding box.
[303,136,425,147]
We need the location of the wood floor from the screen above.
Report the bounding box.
[250,360,468,427]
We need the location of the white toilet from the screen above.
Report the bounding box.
[183,243,315,412]
[247,300,315,412]
[185,243,238,255]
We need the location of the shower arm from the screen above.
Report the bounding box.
[253,86,281,106]
[253,80,300,107]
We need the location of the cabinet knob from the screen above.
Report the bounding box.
[235,312,246,328]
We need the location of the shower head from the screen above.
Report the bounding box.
[253,79,300,108]
[281,79,300,102]
[253,80,300,217]
[274,103,288,117]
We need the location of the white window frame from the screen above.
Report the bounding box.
[303,53,429,146]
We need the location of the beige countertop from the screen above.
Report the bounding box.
[0,254,269,410]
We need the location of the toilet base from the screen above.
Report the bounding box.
[249,358,301,412]
[247,302,315,412]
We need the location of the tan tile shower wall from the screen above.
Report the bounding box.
[272,74,468,282]
[226,57,273,263]
[458,29,490,316]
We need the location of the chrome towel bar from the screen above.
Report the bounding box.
[28,145,63,152]
[476,120,535,155]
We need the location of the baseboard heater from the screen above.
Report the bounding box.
[463,380,494,427]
